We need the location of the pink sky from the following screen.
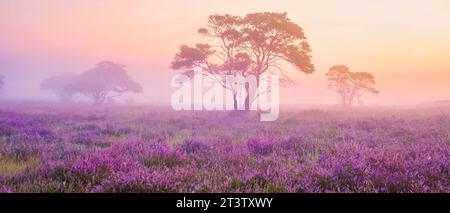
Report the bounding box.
[1,0,450,105]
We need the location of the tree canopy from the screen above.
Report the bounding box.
[171,12,314,110]
[73,61,143,104]
[41,61,143,104]
[41,72,78,102]
[326,65,379,106]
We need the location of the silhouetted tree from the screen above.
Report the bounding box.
[73,61,143,104]
[172,14,249,110]
[41,72,78,102]
[171,12,314,110]
[326,65,379,106]
[241,12,315,81]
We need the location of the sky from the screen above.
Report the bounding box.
[1,0,450,106]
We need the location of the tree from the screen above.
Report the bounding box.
[241,12,315,82]
[73,61,143,104]
[326,65,379,106]
[0,74,4,91]
[171,12,314,110]
[41,72,78,102]
[172,14,249,110]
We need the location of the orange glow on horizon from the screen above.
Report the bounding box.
[1,0,450,105]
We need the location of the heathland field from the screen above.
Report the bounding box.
[0,104,449,192]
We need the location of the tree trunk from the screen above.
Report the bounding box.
[244,74,260,111]
[244,82,250,111]
[341,94,347,107]
[233,93,238,110]
[93,94,106,105]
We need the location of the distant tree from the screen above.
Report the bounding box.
[41,72,78,102]
[0,74,4,91]
[73,61,143,104]
[351,72,379,106]
[326,65,379,106]
[171,12,314,110]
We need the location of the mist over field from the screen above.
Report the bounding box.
[1,0,450,105]
[0,0,449,193]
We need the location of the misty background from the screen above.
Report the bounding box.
[1,0,450,106]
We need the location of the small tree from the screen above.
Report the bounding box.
[41,72,78,102]
[0,74,4,91]
[326,65,379,106]
[73,61,143,104]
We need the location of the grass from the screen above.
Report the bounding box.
[0,155,40,176]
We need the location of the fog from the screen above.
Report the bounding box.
[1,0,450,107]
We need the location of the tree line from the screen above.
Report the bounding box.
[170,12,378,107]
[0,12,378,106]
